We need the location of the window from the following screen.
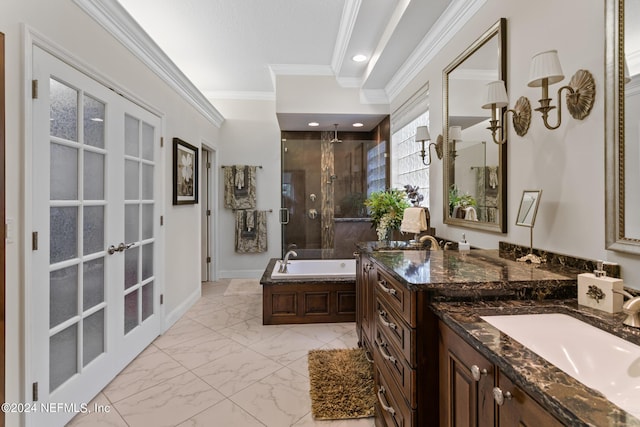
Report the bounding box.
[391,111,430,206]
[366,140,386,196]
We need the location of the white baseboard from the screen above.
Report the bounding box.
[162,286,201,333]
[219,269,264,279]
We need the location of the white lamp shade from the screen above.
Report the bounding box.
[415,126,430,142]
[449,126,462,141]
[482,80,509,109]
[528,50,564,87]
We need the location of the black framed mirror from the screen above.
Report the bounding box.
[443,18,507,233]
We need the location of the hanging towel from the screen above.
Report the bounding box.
[224,165,256,209]
[488,166,498,189]
[400,207,428,234]
[464,206,478,221]
[235,210,268,253]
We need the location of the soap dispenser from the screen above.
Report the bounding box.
[577,260,624,313]
[458,233,470,251]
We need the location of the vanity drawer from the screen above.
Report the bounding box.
[375,269,415,326]
[374,326,416,409]
[375,296,415,367]
[375,364,416,427]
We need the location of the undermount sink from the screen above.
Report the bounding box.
[481,313,640,418]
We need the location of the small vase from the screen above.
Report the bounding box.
[379,228,393,246]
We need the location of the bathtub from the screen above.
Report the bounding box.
[270,259,356,280]
[260,258,357,325]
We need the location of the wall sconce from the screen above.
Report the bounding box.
[481,80,531,144]
[527,50,596,130]
[416,126,443,166]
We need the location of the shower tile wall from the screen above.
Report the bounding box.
[320,131,334,256]
[281,117,390,259]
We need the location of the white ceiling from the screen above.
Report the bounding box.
[114,0,458,130]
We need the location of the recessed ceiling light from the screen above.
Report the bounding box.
[352,122,364,128]
[90,118,104,122]
[352,54,367,63]
[308,122,319,127]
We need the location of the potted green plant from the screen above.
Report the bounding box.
[449,185,477,216]
[364,189,411,241]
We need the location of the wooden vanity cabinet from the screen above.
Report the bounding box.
[495,372,564,427]
[439,321,564,427]
[366,260,439,427]
[439,320,495,427]
[356,253,376,360]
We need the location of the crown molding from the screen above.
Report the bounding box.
[336,76,363,88]
[331,0,362,75]
[385,0,487,103]
[450,68,499,81]
[73,0,225,128]
[204,91,276,102]
[360,89,389,105]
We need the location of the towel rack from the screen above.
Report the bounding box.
[232,209,273,212]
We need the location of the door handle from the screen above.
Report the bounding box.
[108,242,135,255]
[280,207,290,225]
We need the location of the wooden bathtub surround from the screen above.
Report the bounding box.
[260,258,356,325]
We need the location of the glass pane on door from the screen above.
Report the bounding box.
[48,79,108,392]
[123,114,156,334]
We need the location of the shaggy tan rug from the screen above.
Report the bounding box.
[307,348,376,420]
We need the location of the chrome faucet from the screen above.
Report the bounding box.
[278,250,298,273]
[612,289,640,328]
[418,235,441,251]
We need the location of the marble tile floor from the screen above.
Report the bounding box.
[67,279,375,427]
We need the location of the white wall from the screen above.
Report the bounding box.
[211,98,282,277]
[2,0,220,422]
[392,0,640,289]
[276,75,389,115]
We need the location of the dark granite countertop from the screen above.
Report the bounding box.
[364,247,580,300]
[431,300,640,426]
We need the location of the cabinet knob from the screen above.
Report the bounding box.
[492,387,512,406]
[470,365,488,381]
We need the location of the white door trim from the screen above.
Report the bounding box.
[201,140,219,282]
[22,27,166,427]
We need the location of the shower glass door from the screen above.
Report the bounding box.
[281,133,387,259]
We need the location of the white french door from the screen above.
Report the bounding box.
[30,47,162,426]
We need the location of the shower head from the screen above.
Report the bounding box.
[330,124,342,143]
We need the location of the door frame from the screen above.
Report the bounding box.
[201,141,218,282]
[22,29,166,423]
[1,30,7,427]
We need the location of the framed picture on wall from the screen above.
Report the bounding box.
[172,137,199,205]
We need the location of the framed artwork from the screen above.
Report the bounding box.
[172,137,198,205]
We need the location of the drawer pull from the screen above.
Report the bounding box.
[377,280,397,295]
[377,310,398,330]
[377,386,396,415]
[492,387,512,406]
[471,365,488,381]
[375,339,397,364]
[364,350,374,364]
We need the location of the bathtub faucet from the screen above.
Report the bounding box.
[279,250,298,273]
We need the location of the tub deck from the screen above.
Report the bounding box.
[260,258,356,325]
